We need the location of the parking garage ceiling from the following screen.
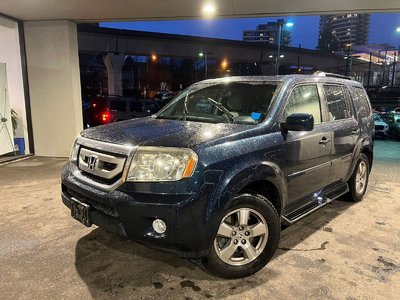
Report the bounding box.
[1,0,400,21]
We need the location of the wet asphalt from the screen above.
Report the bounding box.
[0,139,399,299]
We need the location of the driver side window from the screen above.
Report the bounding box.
[282,84,322,125]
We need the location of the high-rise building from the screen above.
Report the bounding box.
[318,14,370,51]
[243,19,291,46]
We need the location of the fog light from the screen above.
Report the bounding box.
[152,219,167,234]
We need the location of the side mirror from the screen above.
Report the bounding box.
[282,113,314,131]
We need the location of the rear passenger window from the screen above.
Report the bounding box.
[283,85,321,125]
[323,85,350,121]
[130,102,143,113]
[352,87,371,118]
[110,100,126,112]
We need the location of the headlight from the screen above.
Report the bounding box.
[127,147,198,182]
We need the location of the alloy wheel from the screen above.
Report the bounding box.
[355,160,368,194]
[214,208,268,266]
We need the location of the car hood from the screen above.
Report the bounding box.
[81,117,257,149]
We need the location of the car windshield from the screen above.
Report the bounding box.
[156,81,278,124]
[374,113,383,122]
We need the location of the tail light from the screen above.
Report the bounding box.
[101,111,111,123]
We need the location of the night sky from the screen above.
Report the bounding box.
[101,12,400,50]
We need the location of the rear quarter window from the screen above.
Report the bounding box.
[351,86,371,118]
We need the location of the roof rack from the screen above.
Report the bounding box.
[313,71,352,80]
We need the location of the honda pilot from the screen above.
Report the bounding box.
[62,73,374,278]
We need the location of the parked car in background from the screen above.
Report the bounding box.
[380,113,400,139]
[83,96,161,128]
[153,91,175,107]
[82,96,112,128]
[373,113,389,139]
[108,97,161,121]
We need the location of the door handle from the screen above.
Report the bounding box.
[319,137,331,145]
[352,129,360,135]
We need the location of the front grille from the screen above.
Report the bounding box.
[78,146,127,185]
[65,186,118,217]
[375,125,384,130]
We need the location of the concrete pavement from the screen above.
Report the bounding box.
[0,140,399,299]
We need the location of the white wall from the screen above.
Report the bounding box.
[0,16,29,154]
[24,20,82,157]
[0,62,14,154]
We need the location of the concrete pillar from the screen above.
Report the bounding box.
[104,53,125,96]
[24,20,82,157]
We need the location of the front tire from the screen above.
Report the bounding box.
[204,194,280,278]
[348,153,370,202]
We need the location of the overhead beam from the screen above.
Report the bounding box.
[0,0,399,22]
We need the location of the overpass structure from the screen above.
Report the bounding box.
[0,1,399,156]
[78,25,378,96]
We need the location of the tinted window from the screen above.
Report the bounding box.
[110,100,126,112]
[352,87,371,118]
[283,84,321,125]
[130,102,143,113]
[323,85,349,121]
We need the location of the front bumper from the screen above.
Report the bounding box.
[61,163,219,258]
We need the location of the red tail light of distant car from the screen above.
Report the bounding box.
[101,111,111,123]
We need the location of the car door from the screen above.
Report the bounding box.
[321,84,358,183]
[281,84,333,206]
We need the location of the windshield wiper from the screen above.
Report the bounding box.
[207,97,235,123]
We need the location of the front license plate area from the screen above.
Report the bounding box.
[71,197,91,227]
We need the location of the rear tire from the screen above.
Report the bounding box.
[204,193,280,278]
[347,153,370,202]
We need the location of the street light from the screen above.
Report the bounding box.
[268,54,285,75]
[391,27,400,88]
[275,19,294,75]
[199,51,212,79]
[344,43,352,76]
[221,58,228,70]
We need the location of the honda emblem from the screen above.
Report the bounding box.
[87,155,98,170]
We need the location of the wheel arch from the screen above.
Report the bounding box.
[210,161,287,220]
[239,180,283,217]
[361,145,373,170]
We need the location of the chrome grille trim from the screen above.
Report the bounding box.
[76,136,133,155]
[72,136,136,191]
[79,148,125,179]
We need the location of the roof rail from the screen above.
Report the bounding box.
[313,71,352,80]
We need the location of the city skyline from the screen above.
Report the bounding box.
[101,12,400,50]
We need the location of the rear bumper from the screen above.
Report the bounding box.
[61,163,218,258]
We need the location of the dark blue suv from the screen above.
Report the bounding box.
[62,73,374,278]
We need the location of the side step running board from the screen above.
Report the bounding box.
[282,182,349,225]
